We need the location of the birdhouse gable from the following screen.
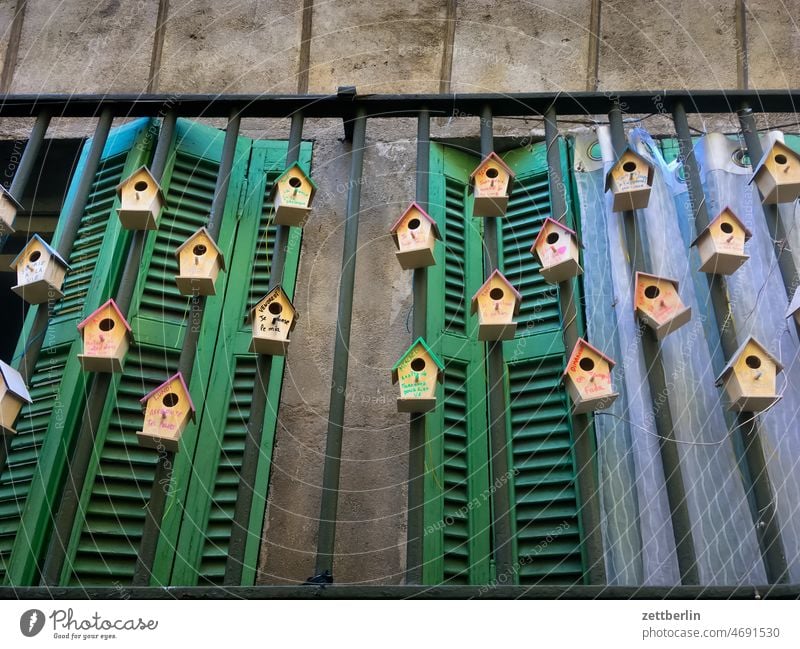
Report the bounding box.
[532,218,579,255]
[391,337,444,385]
[604,148,654,191]
[389,202,441,242]
[749,140,800,204]
[691,207,752,274]
[140,372,196,421]
[469,152,515,184]
[0,186,22,211]
[470,270,522,316]
[0,361,32,404]
[750,140,800,183]
[634,271,692,338]
[249,285,297,329]
[115,166,164,202]
[691,207,752,245]
[9,234,70,271]
[562,339,618,414]
[77,298,132,334]
[562,339,615,378]
[716,336,783,386]
[274,162,317,197]
[175,227,226,271]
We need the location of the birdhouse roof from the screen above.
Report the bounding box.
[635,271,681,292]
[77,298,132,333]
[140,371,196,417]
[9,234,70,270]
[690,206,752,247]
[391,337,445,383]
[174,226,227,271]
[716,336,784,385]
[785,287,800,319]
[248,285,298,329]
[115,165,165,200]
[470,269,522,314]
[389,202,441,239]
[562,338,616,377]
[274,162,317,196]
[530,217,582,259]
[0,360,31,404]
[749,140,800,183]
[0,185,23,210]
[604,147,654,191]
[469,152,516,181]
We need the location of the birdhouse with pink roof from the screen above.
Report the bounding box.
[77,298,132,373]
[531,217,583,284]
[563,338,619,414]
[390,202,441,269]
[634,272,692,339]
[470,152,515,217]
[470,270,522,340]
[137,372,195,452]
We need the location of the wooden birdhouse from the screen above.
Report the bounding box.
[634,272,692,339]
[0,186,22,234]
[715,336,782,412]
[691,207,752,275]
[137,372,195,452]
[469,152,515,217]
[563,339,619,415]
[271,162,317,227]
[10,234,70,304]
[175,227,226,296]
[605,147,654,212]
[750,140,800,204]
[785,288,800,327]
[389,202,441,269]
[391,337,444,413]
[77,299,132,373]
[116,166,165,230]
[248,285,297,355]
[531,217,583,284]
[0,361,32,435]
[470,270,522,341]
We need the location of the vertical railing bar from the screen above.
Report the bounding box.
[8,109,51,199]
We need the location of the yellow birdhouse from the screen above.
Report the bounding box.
[531,217,583,284]
[691,207,752,275]
[634,272,692,339]
[0,186,22,234]
[0,360,32,435]
[470,270,522,341]
[391,337,444,413]
[605,147,655,212]
[785,288,800,328]
[137,372,196,452]
[563,338,619,415]
[77,298,132,373]
[175,227,226,296]
[715,336,782,412]
[10,234,70,304]
[389,202,441,269]
[469,152,515,217]
[248,285,297,355]
[271,162,317,227]
[116,166,165,230]
[750,140,800,204]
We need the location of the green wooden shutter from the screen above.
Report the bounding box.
[0,119,154,586]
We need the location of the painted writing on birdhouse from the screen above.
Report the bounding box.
[716,336,782,412]
[605,147,654,211]
[77,299,132,373]
[470,152,515,217]
[389,202,441,269]
[750,140,800,204]
[531,217,583,284]
[0,186,22,234]
[10,234,70,304]
[249,285,297,355]
[391,337,444,413]
[116,166,165,230]
[470,270,521,341]
[563,339,618,414]
[175,227,226,296]
[634,272,691,339]
[0,360,32,435]
[271,162,317,227]
[691,206,752,275]
[136,372,196,452]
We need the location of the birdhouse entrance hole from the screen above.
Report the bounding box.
[410,358,426,372]
[134,180,148,192]
[407,218,421,230]
[486,167,499,179]
[579,357,595,371]
[29,250,41,262]
[720,221,734,234]
[489,287,504,300]
[268,302,283,315]
[622,161,637,173]
[98,318,115,332]
[775,153,788,165]
[745,355,761,369]
[644,285,660,299]
[192,244,207,256]
[288,176,302,188]
[163,392,179,407]
[546,232,559,244]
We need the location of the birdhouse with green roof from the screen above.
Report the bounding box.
[470,152,515,217]
[470,270,522,341]
[77,298,132,373]
[0,361,32,435]
[0,186,22,234]
[390,201,441,269]
[563,338,618,414]
[716,336,782,412]
[271,162,317,227]
[391,338,444,413]
[137,372,196,452]
[248,285,297,355]
[116,166,165,230]
[691,206,751,275]
[750,140,800,204]
[175,227,226,296]
[605,147,654,212]
[10,234,70,304]
[531,217,583,284]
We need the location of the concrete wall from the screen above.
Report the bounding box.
[1,0,799,585]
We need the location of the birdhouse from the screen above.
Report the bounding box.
[469,152,515,217]
[563,339,619,415]
[530,217,583,284]
[271,162,317,227]
[750,140,800,204]
[76,298,132,373]
[785,288,800,328]
[0,361,32,435]
[391,337,444,413]
[0,186,22,234]
[634,272,692,339]
[691,207,752,275]
[470,270,522,341]
[605,147,654,211]
[248,285,297,355]
[389,202,441,269]
[715,336,782,412]
[9,234,70,304]
[137,372,195,452]
[116,166,165,230]
[174,227,226,296]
